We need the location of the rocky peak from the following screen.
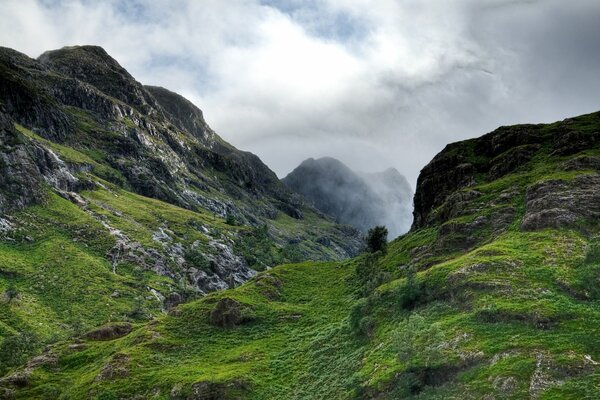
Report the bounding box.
[283,157,413,237]
[38,45,158,114]
[145,85,215,145]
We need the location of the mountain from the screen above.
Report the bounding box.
[4,104,600,399]
[0,44,363,363]
[282,157,413,237]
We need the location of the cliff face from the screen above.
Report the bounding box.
[283,157,413,237]
[412,113,600,237]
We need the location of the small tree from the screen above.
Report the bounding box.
[225,213,237,226]
[366,226,388,254]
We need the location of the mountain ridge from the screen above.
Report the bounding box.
[0,44,362,363]
[283,156,413,237]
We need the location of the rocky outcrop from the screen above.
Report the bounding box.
[521,175,600,232]
[84,322,133,341]
[412,114,600,230]
[0,109,90,213]
[145,85,216,145]
[412,125,545,229]
[209,298,254,328]
[38,46,159,115]
[0,111,46,213]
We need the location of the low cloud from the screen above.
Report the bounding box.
[1,0,600,185]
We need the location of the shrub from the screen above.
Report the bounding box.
[355,253,391,296]
[209,298,255,328]
[366,226,388,254]
[394,314,444,368]
[397,266,423,309]
[584,238,600,264]
[225,213,237,226]
[0,332,40,374]
[184,248,212,272]
[349,298,375,338]
[4,284,18,303]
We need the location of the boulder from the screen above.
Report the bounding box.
[209,298,253,328]
[84,322,132,341]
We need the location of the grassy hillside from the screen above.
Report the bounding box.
[0,123,359,378]
[4,112,600,399]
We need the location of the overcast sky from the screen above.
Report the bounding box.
[2,0,600,186]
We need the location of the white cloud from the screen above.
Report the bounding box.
[1,0,600,186]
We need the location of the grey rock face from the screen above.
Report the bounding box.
[0,112,46,213]
[412,114,600,231]
[521,175,600,232]
[562,155,600,171]
[38,45,159,115]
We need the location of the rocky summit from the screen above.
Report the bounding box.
[1,44,600,400]
[283,157,413,238]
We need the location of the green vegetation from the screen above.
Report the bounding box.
[6,225,600,399]
[5,112,600,399]
[366,225,388,254]
[2,46,600,398]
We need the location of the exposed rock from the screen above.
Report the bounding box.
[562,155,600,171]
[521,175,600,232]
[187,381,225,400]
[476,309,556,330]
[0,369,31,388]
[529,353,562,399]
[165,292,183,310]
[84,322,133,341]
[254,274,283,300]
[0,47,74,140]
[436,216,488,252]
[412,123,546,229]
[491,376,517,395]
[38,45,159,115]
[209,298,254,328]
[185,380,249,400]
[145,85,216,145]
[413,156,477,229]
[27,352,58,370]
[189,240,257,293]
[552,122,600,156]
[487,144,540,180]
[428,189,482,225]
[0,111,46,213]
[0,44,362,282]
[95,353,130,382]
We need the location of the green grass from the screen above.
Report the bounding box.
[6,223,599,399]
[4,112,600,398]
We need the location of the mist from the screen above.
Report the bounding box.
[283,157,413,238]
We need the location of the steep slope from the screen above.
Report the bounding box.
[283,157,413,237]
[6,111,600,399]
[0,45,361,365]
